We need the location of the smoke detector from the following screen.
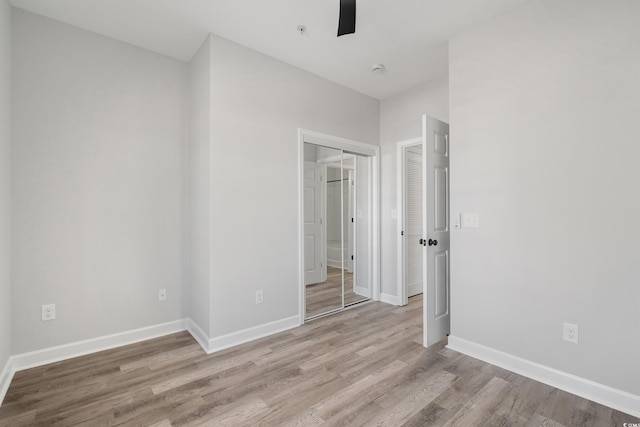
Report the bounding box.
[371,64,386,74]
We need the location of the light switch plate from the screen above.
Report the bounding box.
[462,212,480,228]
[454,213,461,229]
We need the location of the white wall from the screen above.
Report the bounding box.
[208,35,379,337]
[188,35,212,337]
[0,0,12,374]
[11,10,188,353]
[379,79,449,297]
[449,0,640,396]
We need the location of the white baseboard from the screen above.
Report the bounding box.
[10,319,189,373]
[187,319,210,353]
[202,316,300,354]
[0,356,15,406]
[0,319,189,405]
[447,336,640,419]
[354,286,370,299]
[380,292,401,306]
[1,316,305,404]
[408,283,422,297]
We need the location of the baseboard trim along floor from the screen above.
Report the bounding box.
[2,316,638,421]
[2,299,636,425]
[447,335,640,419]
[0,319,190,405]
[0,315,301,404]
[205,315,300,354]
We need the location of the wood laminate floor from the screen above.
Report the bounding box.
[1,297,637,426]
[305,266,368,318]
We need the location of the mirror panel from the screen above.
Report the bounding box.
[303,144,372,319]
[304,143,343,318]
[345,154,370,306]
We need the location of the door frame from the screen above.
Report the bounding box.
[298,129,380,324]
[396,137,423,306]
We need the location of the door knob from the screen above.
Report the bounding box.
[428,239,438,246]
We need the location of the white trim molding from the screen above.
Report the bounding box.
[187,319,211,353]
[11,319,189,372]
[201,315,300,354]
[354,286,370,300]
[380,292,401,306]
[0,319,189,405]
[448,336,640,419]
[0,357,15,406]
[0,316,305,404]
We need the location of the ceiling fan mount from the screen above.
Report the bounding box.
[337,0,356,37]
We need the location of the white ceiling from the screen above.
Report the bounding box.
[9,0,529,99]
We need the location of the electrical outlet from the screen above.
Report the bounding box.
[42,304,56,321]
[255,290,263,304]
[158,288,167,301]
[563,322,579,344]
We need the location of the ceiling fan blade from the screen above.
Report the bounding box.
[337,0,356,36]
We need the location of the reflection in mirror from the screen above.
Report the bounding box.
[304,143,343,318]
[343,154,369,307]
[304,143,371,320]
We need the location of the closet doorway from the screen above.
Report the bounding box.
[298,130,379,321]
[397,138,424,303]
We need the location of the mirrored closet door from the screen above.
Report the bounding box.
[303,142,371,320]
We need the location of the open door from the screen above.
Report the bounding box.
[422,115,451,347]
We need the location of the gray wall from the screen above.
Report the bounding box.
[449,0,640,395]
[0,0,11,372]
[11,10,188,353]
[208,35,379,337]
[188,35,212,337]
[379,79,449,297]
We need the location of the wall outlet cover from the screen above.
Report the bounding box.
[563,322,579,344]
[42,304,56,321]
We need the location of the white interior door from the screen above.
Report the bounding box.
[304,161,323,285]
[423,115,451,347]
[405,150,423,298]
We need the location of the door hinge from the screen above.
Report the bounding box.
[351,255,354,260]
[401,230,404,236]
[351,218,354,223]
